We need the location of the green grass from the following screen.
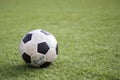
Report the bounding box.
[0,0,120,80]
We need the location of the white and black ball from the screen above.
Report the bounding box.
[19,29,58,68]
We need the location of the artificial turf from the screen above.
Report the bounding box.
[0,0,120,80]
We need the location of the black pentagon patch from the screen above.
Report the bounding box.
[41,30,50,35]
[37,42,49,54]
[40,62,51,68]
[56,44,58,54]
[22,52,31,63]
[23,34,32,43]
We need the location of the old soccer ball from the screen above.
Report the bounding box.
[19,29,58,68]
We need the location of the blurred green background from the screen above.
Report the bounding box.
[0,0,120,80]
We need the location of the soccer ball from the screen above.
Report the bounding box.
[19,29,58,68]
